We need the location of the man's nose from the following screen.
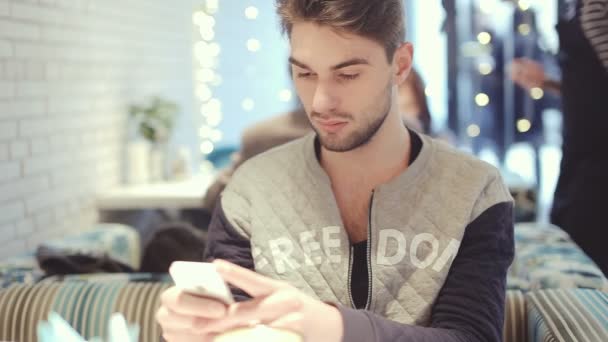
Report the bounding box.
[311,84,339,115]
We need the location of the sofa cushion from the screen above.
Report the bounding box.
[527,289,608,342]
[509,223,608,292]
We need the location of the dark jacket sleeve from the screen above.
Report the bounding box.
[203,198,254,302]
[339,202,515,342]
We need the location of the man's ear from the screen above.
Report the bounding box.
[393,42,414,86]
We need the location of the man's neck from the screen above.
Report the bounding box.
[320,112,411,188]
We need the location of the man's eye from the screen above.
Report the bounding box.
[298,72,314,79]
[339,74,359,80]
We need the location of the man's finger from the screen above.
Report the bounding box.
[157,306,217,332]
[161,286,227,318]
[213,259,286,297]
[156,306,196,330]
[267,312,305,335]
[197,289,302,334]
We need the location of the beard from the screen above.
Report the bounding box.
[312,83,392,152]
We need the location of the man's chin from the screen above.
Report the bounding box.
[318,134,359,153]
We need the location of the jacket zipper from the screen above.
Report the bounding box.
[365,190,375,310]
[346,190,375,310]
[347,245,356,308]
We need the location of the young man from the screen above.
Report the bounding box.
[156,1,514,341]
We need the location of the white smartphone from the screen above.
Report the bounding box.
[169,261,235,305]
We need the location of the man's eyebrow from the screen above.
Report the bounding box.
[331,58,370,70]
[288,57,370,71]
[289,57,310,70]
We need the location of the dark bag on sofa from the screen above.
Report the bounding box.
[36,245,134,276]
[139,222,206,273]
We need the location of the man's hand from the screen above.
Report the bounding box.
[156,260,344,342]
[510,58,546,90]
[207,259,343,341]
[156,285,227,341]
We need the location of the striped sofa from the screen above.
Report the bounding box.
[1,223,607,341]
[0,275,170,342]
[0,274,608,342]
[504,288,608,342]
[1,281,606,342]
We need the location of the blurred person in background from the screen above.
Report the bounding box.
[397,68,432,134]
[511,0,608,275]
[202,108,311,213]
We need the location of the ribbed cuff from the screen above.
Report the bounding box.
[336,305,375,342]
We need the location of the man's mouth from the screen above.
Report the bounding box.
[315,119,348,133]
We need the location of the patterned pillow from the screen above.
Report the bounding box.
[0,224,140,289]
[527,289,608,342]
[39,223,141,270]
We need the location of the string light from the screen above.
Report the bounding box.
[196,84,212,102]
[200,140,214,154]
[211,74,223,87]
[279,89,292,102]
[247,39,261,52]
[518,0,531,11]
[478,0,495,15]
[197,69,214,83]
[245,6,259,20]
[210,130,223,142]
[467,124,481,138]
[242,98,255,112]
[518,24,531,36]
[205,111,223,127]
[478,62,493,75]
[205,0,218,14]
[199,126,213,140]
[200,28,215,41]
[194,4,222,161]
[424,86,433,97]
[208,42,221,57]
[475,93,490,107]
[192,11,206,25]
[517,119,532,133]
[530,87,544,100]
[477,32,492,45]
[193,13,215,28]
[203,99,222,114]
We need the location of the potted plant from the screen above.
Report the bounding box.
[128,96,180,182]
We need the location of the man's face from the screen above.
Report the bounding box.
[289,22,397,152]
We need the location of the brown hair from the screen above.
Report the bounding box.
[276,0,406,61]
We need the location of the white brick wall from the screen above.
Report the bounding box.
[0,81,14,97]
[0,1,9,17]
[0,39,11,57]
[0,0,196,259]
[0,142,8,161]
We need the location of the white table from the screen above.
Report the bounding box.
[96,172,216,211]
